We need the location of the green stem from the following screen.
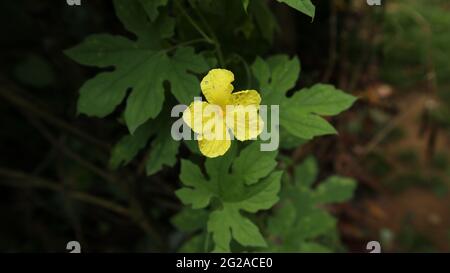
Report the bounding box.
[214,43,226,68]
[164,38,210,53]
[175,1,214,44]
[204,231,210,252]
[231,53,252,89]
[188,0,225,67]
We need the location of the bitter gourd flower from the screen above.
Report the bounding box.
[183,69,264,158]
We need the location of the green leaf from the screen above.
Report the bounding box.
[145,122,180,175]
[232,142,277,185]
[251,57,271,87]
[123,46,208,133]
[109,121,154,169]
[252,55,300,105]
[208,205,267,252]
[183,139,201,155]
[267,201,296,238]
[114,0,174,43]
[276,0,315,19]
[178,234,205,253]
[314,176,357,204]
[139,0,169,21]
[267,156,357,252]
[294,156,318,188]
[171,208,209,233]
[207,170,282,252]
[177,148,282,252]
[176,160,213,209]
[238,171,282,213]
[287,84,357,116]
[279,127,308,149]
[297,208,336,240]
[267,55,301,96]
[251,55,356,142]
[242,0,250,12]
[299,242,332,253]
[65,0,208,133]
[280,111,337,139]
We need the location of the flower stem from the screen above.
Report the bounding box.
[175,1,214,44]
[188,0,226,67]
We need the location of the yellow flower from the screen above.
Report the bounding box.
[183,69,264,158]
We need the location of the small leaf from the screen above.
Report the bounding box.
[267,156,357,252]
[294,156,318,188]
[178,234,205,253]
[171,208,209,232]
[314,176,357,204]
[287,84,357,116]
[276,0,315,19]
[114,0,153,37]
[252,55,300,105]
[145,122,180,175]
[238,171,282,212]
[109,121,154,169]
[242,0,250,12]
[176,160,214,209]
[208,205,267,252]
[297,209,336,240]
[267,55,301,96]
[251,55,356,143]
[280,111,337,139]
[251,57,270,88]
[299,242,332,253]
[139,0,169,21]
[267,201,296,237]
[232,142,277,185]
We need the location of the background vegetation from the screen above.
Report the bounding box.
[0,0,449,252]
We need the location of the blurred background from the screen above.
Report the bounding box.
[0,0,449,252]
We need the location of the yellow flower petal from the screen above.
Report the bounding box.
[225,105,264,141]
[182,100,209,135]
[231,90,261,106]
[183,101,225,134]
[198,119,231,157]
[198,138,231,158]
[200,69,234,107]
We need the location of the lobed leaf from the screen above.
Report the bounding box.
[65,0,208,133]
[251,55,357,141]
[177,143,282,252]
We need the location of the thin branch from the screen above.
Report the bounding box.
[0,168,130,217]
[175,1,214,44]
[355,110,410,155]
[188,0,225,67]
[125,179,166,249]
[0,85,110,152]
[22,112,118,184]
